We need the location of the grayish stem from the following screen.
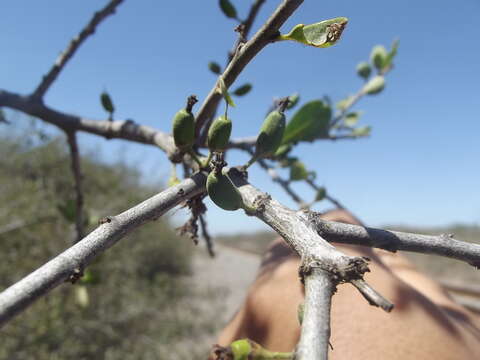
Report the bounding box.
[312,215,480,268]
[194,0,304,136]
[33,0,124,98]
[0,172,206,327]
[296,268,334,360]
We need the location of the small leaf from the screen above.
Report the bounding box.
[219,0,237,19]
[356,61,371,80]
[351,126,371,137]
[344,112,361,127]
[315,187,327,201]
[100,91,114,114]
[233,83,252,96]
[370,45,388,71]
[279,17,348,48]
[336,96,355,111]
[208,61,221,74]
[362,76,385,95]
[383,39,399,70]
[217,78,236,107]
[287,93,300,109]
[282,100,332,144]
[290,160,309,181]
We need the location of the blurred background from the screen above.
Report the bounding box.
[1,0,479,358]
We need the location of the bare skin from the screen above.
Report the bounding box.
[212,209,480,359]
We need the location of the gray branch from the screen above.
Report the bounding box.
[296,268,334,360]
[311,215,480,268]
[0,90,177,157]
[0,173,206,327]
[33,0,124,98]
[194,0,304,136]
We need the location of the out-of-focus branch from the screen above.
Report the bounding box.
[195,0,304,136]
[66,131,85,243]
[0,90,177,157]
[32,0,124,98]
[0,173,206,328]
[311,215,480,268]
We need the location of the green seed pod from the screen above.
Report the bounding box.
[172,109,195,149]
[356,61,371,80]
[230,339,252,360]
[207,168,244,211]
[207,115,232,152]
[100,91,114,114]
[255,110,286,159]
[286,93,300,109]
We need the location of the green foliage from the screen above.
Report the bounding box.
[100,91,114,114]
[289,160,309,181]
[208,61,222,74]
[217,78,236,107]
[282,100,331,144]
[233,83,252,96]
[0,124,218,359]
[219,0,237,19]
[278,17,348,48]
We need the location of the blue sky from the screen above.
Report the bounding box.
[1,0,479,234]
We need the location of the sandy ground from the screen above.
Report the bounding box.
[191,243,261,347]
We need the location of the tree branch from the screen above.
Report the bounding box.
[194,0,304,136]
[311,215,480,268]
[66,131,85,244]
[0,173,206,328]
[296,268,334,360]
[32,0,124,98]
[0,90,177,157]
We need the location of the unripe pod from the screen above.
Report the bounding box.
[370,45,388,71]
[230,339,252,360]
[207,115,232,152]
[362,75,385,95]
[172,109,195,149]
[255,110,286,159]
[207,168,244,211]
[356,61,371,80]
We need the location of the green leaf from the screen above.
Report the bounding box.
[315,187,327,201]
[208,61,221,74]
[273,144,292,159]
[219,0,237,19]
[370,45,388,71]
[383,39,399,70]
[233,83,252,96]
[287,93,300,109]
[351,126,371,137]
[362,76,385,95]
[100,91,114,114]
[217,78,236,107]
[290,160,309,181]
[282,100,331,144]
[278,17,348,48]
[344,112,361,127]
[356,61,371,80]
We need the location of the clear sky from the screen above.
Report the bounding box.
[1,0,479,234]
